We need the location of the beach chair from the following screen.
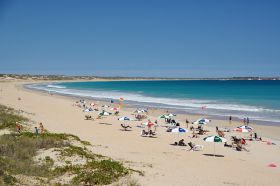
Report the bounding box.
[193,145,204,151]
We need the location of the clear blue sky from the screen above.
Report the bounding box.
[0,0,279,77]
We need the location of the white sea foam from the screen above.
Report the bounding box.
[26,83,280,123]
[46,85,66,89]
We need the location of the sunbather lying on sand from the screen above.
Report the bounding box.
[173,139,187,146]
[121,124,132,131]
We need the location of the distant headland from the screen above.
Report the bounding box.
[0,74,279,81]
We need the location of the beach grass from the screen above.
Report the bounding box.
[0,105,28,130]
[0,104,131,185]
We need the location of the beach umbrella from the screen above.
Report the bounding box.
[167,113,177,117]
[118,116,132,126]
[135,109,148,113]
[118,116,131,121]
[158,115,170,119]
[99,111,112,116]
[171,127,188,133]
[193,118,211,125]
[237,125,253,131]
[171,127,188,140]
[203,135,227,156]
[234,128,250,133]
[147,121,155,128]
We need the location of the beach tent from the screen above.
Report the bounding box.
[203,136,227,156]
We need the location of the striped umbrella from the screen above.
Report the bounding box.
[204,136,227,142]
[203,136,227,156]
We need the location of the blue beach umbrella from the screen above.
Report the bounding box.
[118,116,131,121]
[118,116,132,126]
[171,127,188,133]
[171,127,188,140]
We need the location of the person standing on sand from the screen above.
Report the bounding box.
[185,118,189,128]
[34,127,39,135]
[229,115,232,123]
[246,117,249,125]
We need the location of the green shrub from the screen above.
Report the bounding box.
[0,105,28,130]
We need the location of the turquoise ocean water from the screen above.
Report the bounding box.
[26,80,280,125]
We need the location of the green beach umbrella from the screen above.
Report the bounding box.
[99,111,112,116]
[203,135,227,157]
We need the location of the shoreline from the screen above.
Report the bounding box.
[3,80,280,142]
[25,80,280,126]
[1,80,280,186]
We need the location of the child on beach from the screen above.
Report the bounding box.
[16,122,21,133]
[39,122,45,133]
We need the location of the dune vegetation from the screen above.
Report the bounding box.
[0,104,137,185]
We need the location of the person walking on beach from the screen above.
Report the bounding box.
[246,117,250,125]
[229,115,232,124]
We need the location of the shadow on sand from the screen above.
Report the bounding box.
[203,154,224,157]
[99,122,113,125]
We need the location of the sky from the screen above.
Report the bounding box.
[0,0,279,78]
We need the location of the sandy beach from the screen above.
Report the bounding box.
[0,80,280,186]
